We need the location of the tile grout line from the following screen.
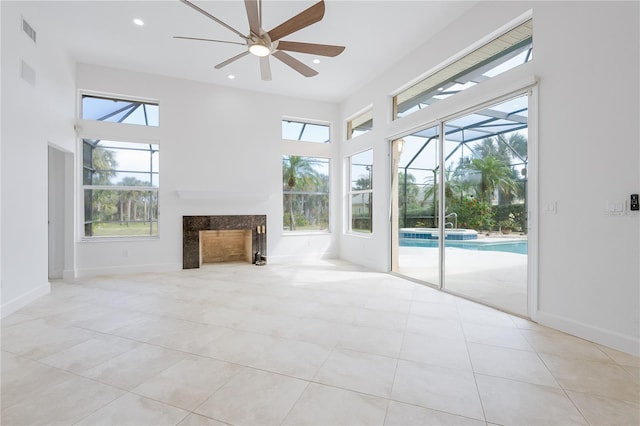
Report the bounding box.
[457,296,489,424]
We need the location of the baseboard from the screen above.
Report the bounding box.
[1,282,51,318]
[62,269,76,280]
[74,262,182,278]
[267,251,338,264]
[536,310,640,356]
[338,252,386,272]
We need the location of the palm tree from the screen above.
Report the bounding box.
[465,156,519,203]
[282,156,322,230]
[423,167,466,211]
[84,144,119,234]
[497,132,527,161]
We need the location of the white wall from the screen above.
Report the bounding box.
[338,1,639,354]
[2,0,637,355]
[74,64,341,276]
[1,1,76,316]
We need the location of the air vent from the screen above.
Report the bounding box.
[22,17,36,43]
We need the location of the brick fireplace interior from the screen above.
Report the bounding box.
[183,215,266,269]
[199,230,252,265]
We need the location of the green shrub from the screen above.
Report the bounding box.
[449,196,494,231]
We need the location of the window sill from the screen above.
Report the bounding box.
[80,236,160,243]
[282,231,331,236]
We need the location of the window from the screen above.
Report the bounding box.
[79,93,160,239]
[282,119,330,143]
[394,19,532,119]
[282,156,330,232]
[82,95,159,126]
[83,139,159,238]
[347,108,373,140]
[349,149,373,233]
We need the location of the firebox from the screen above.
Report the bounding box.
[183,215,266,269]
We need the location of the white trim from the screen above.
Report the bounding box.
[527,85,539,321]
[345,104,374,123]
[345,104,374,141]
[268,252,339,264]
[74,262,181,278]
[537,310,640,356]
[176,190,270,202]
[1,282,50,318]
[79,89,159,105]
[387,64,537,143]
[76,119,160,143]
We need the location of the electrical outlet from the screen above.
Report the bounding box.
[631,194,639,211]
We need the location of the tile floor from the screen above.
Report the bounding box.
[1,259,638,425]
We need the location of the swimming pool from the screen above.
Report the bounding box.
[400,238,528,255]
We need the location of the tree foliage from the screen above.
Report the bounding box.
[282,156,328,231]
[398,132,528,232]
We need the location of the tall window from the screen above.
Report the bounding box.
[282,156,330,232]
[79,93,160,239]
[83,139,159,237]
[394,19,532,119]
[349,149,373,233]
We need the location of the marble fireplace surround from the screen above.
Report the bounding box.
[183,215,266,269]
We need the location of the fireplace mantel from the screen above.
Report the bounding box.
[183,215,266,269]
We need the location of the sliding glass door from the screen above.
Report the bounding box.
[392,94,529,316]
[392,126,440,286]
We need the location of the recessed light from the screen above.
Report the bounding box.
[227,74,235,80]
[313,58,321,64]
[133,18,144,26]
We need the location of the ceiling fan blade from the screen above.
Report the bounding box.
[174,36,246,46]
[267,0,325,42]
[277,40,345,57]
[180,0,247,40]
[244,0,261,35]
[272,50,318,77]
[260,56,272,81]
[215,51,250,69]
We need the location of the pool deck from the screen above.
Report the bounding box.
[396,234,528,317]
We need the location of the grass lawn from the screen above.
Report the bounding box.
[92,221,157,237]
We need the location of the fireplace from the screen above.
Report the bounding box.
[183,215,266,269]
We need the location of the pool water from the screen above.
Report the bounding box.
[400,238,528,255]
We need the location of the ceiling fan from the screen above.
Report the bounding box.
[175,0,345,81]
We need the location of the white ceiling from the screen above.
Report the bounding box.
[28,0,477,103]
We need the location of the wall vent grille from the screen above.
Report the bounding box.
[22,17,36,43]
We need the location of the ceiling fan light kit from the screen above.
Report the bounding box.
[176,0,345,81]
[248,33,273,57]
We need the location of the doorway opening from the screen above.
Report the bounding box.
[48,145,72,280]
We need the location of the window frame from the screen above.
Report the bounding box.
[282,155,331,234]
[348,149,374,234]
[77,91,160,241]
[392,18,532,120]
[81,93,159,127]
[281,117,332,144]
[346,107,373,140]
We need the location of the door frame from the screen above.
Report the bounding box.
[48,143,74,280]
[389,86,538,320]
